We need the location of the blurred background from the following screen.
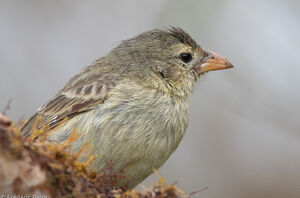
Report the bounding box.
[1,0,300,197]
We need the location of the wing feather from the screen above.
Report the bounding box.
[21,66,119,137]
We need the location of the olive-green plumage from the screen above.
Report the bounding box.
[22,27,233,188]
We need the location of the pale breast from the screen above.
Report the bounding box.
[95,82,189,186]
[53,80,190,187]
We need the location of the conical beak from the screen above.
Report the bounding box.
[195,50,233,74]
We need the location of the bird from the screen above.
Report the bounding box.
[21,27,233,188]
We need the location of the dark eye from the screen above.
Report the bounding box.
[179,53,192,63]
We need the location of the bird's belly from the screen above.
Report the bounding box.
[64,90,189,187]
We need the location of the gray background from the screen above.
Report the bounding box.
[1,1,300,197]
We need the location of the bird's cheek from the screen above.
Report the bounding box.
[163,66,182,81]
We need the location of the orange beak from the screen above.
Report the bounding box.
[195,50,233,74]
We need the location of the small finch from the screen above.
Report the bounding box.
[22,27,233,188]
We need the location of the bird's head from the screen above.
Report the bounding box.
[110,27,233,97]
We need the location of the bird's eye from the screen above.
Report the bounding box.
[179,53,192,64]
